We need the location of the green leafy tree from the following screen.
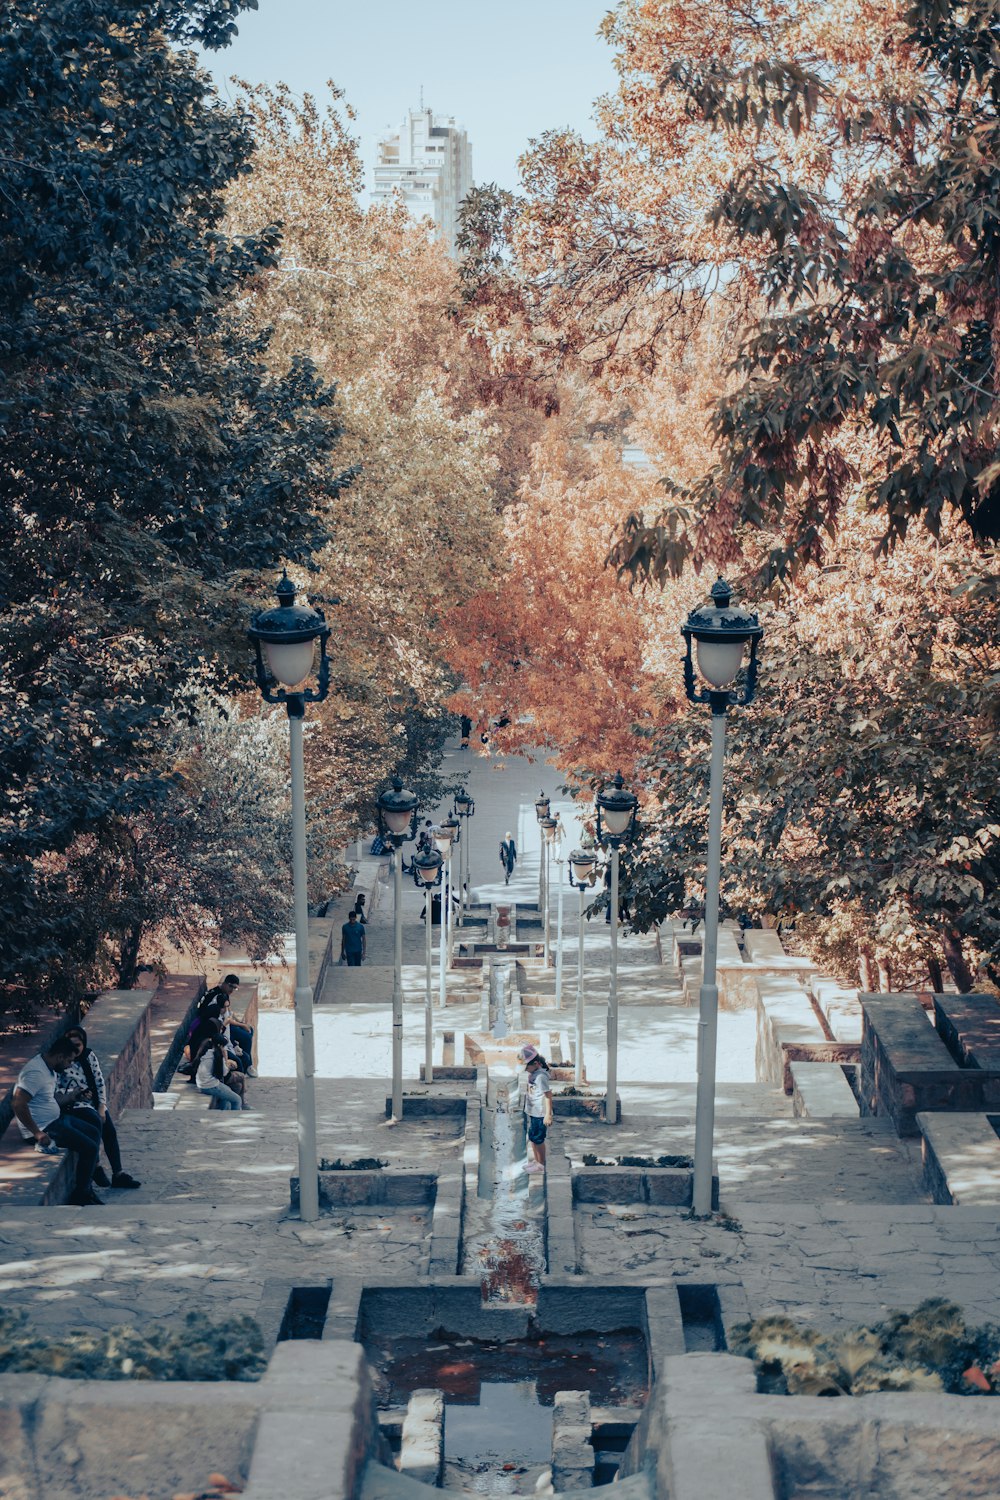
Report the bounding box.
[0,2,348,1013]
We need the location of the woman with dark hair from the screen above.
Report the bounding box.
[193,1021,245,1110]
[57,1026,141,1190]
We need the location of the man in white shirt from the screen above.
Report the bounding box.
[12,1035,104,1205]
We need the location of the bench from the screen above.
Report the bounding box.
[934,993,1000,1105]
[859,993,987,1137]
[917,1111,1000,1205]
[789,1061,859,1118]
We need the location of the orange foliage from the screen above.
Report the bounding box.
[441,425,686,777]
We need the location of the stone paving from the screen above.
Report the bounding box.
[579,1202,1000,1333]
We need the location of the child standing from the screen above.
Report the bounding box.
[518,1044,553,1174]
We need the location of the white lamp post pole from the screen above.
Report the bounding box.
[378,779,418,1127]
[391,845,404,1121]
[439,852,448,1009]
[288,710,318,1219]
[595,774,638,1128]
[576,882,587,1085]
[555,852,565,1007]
[607,845,620,1123]
[682,577,764,1216]
[248,573,332,1224]
[568,850,597,1088]
[413,849,443,1085]
[425,866,435,1080]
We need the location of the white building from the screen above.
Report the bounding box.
[372,107,473,257]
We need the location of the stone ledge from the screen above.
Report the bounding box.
[918,1110,1000,1205]
[790,1061,859,1119]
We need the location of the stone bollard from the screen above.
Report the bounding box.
[551,1389,594,1491]
[399,1388,444,1486]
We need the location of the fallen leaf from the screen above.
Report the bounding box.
[963,1365,991,1392]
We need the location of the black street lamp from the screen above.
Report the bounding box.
[378,778,418,1123]
[248,573,332,1223]
[413,848,444,1083]
[454,790,475,926]
[568,849,598,1086]
[595,771,639,1125]
[681,576,764,1214]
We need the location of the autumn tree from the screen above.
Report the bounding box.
[224,84,505,833]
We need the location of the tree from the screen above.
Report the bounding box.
[440,419,683,774]
[224,84,506,831]
[628,512,1000,986]
[0,3,347,1013]
[604,0,1000,582]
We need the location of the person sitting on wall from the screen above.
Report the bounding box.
[194,1023,246,1110]
[182,975,255,1075]
[12,1035,104,1205]
[57,1026,141,1190]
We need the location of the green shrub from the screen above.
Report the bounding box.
[0,1307,265,1381]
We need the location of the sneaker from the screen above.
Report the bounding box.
[246,1066,258,1078]
[524,1161,543,1174]
[92,1165,111,1187]
[69,1188,105,1206]
[111,1172,141,1189]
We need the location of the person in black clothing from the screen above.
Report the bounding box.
[499,832,517,885]
[460,715,472,748]
[341,911,366,966]
[58,1026,141,1190]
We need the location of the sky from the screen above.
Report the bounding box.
[200,0,619,194]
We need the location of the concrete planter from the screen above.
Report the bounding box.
[572,1165,719,1210]
[554,1094,621,1123]
[289,1169,437,1212]
[382,1094,468,1119]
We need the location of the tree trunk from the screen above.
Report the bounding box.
[117,923,143,990]
[876,957,892,993]
[942,929,975,994]
[926,954,944,992]
[857,944,876,992]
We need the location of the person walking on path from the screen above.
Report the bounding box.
[12,1035,104,1204]
[499,831,517,885]
[58,1026,141,1190]
[341,909,366,966]
[460,715,472,749]
[518,1044,553,1174]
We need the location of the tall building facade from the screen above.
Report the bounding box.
[372,107,473,257]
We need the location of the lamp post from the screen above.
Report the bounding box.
[379,778,419,1124]
[454,790,474,925]
[535,792,550,922]
[442,814,460,964]
[568,850,598,1086]
[433,822,457,1009]
[539,814,557,965]
[596,771,638,1126]
[682,576,764,1215]
[248,573,331,1223]
[413,848,444,1084]
[551,813,566,1002]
